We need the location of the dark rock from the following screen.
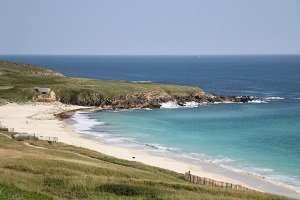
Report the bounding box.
[239,96,253,103]
[56,89,255,109]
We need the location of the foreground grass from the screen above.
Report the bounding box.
[0,132,290,200]
[0,61,201,103]
[0,183,52,200]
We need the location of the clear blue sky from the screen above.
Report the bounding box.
[1,0,300,55]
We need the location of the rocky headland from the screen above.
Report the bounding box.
[0,60,254,109]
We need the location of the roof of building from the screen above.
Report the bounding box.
[34,87,51,93]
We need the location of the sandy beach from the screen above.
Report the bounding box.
[0,102,299,199]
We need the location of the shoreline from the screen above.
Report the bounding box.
[0,102,299,199]
[70,109,300,199]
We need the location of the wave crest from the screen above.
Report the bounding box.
[131,80,152,83]
[248,99,268,104]
[265,97,285,100]
[160,101,181,109]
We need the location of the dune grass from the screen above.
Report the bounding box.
[0,132,291,200]
[0,183,52,200]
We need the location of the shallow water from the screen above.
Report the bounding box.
[72,98,300,193]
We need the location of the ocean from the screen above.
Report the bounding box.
[1,55,300,193]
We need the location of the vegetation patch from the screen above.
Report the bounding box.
[0,98,7,106]
[96,183,156,196]
[0,86,14,90]
[0,182,52,200]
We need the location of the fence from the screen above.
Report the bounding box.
[12,133,58,143]
[0,121,58,143]
[0,122,14,132]
[184,172,252,191]
[37,135,58,142]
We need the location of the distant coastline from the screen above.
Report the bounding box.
[0,60,255,109]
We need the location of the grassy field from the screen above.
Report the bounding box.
[0,132,291,200]
[0,61,201,104]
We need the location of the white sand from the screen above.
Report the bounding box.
[1,102,299,199]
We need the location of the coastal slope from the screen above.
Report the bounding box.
[0,131,290,200]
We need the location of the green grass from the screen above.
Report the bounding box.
[0,183,52,200]
[0,99,7,106]
[0,132,291,200]
[0,61,202,103]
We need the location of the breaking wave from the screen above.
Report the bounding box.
[265,96,285,100]
[160,101,181,109]
[159,96,289,109]
[248,99,268,104]
[131,80,153,83]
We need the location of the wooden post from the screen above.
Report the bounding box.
[184,172,251,191]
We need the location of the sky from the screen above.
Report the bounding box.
[0,0,300,55]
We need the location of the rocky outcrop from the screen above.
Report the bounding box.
[30,69,64,77]
[54,89,255,109]
[33,91,57,102]
[109,92,254,109]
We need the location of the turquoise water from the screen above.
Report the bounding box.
[76,99,300,192]
[1,55,300,192]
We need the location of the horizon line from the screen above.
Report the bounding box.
[1,53,300,56]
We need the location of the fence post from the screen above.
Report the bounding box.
[184,172,251,191]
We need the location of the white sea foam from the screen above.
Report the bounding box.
[160,101,209,109]
[131,80,152,83]
[292,97,300,100]
[184,101,199,108]
[160,100,242,109]
[248,99,268,104]
[265,174,300,193]
[179,151,300,194]
[206,158,300,193]
[144,143,179,152]
[213,101,235,104]
[252,167,274,173]
[160,101,181,109]
[211,157,236,164]
[265,96,285,100]
[72,112,105,133]
[104,137,136,144]
[208,159,300,193]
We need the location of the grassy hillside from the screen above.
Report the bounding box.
[0,132,290,200]
[0,61,202,104]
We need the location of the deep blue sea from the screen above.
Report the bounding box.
[1,55,300,192]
